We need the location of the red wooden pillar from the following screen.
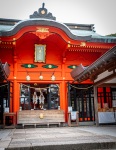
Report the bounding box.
[60,63,68,121]
[9,82,13,112]
[13,45,18,113]
[60,81,67,121]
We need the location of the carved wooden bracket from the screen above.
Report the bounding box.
[36,28,50,39]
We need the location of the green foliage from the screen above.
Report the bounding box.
[106,33,116,37]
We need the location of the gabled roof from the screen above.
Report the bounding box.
[71,46,116,83]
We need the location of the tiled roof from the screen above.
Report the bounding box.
[0,18,116,43]
[71,46,116,83]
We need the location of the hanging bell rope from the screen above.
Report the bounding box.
[21,83,50,90]
[0,84,8,88]
[70,84,93,90]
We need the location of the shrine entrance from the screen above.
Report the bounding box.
[20,83,60,110]
[68,83,95,122]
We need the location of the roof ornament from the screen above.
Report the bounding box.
[30,3,56,20]
[42,2,45,8]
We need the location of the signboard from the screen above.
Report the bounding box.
[68,106,72,112]
[71,111,77,120]
[112,100,116,107]
[34,44,46,62]
[4,107,9,113]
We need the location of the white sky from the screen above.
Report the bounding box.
[0,0,116,36]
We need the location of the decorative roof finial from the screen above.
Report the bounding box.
[30,3,56,20]
[42,3,45,8]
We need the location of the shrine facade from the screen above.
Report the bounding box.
[0,3,116,125]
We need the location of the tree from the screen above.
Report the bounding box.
[106,33,116,37]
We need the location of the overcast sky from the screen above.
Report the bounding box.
[0,0,116,36]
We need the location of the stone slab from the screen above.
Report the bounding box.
[0,126,115,150]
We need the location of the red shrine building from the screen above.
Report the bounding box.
[0,3,116,126]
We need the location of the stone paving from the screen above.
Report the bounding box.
[0,125,116,150]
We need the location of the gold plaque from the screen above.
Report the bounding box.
[34,44,46,63]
